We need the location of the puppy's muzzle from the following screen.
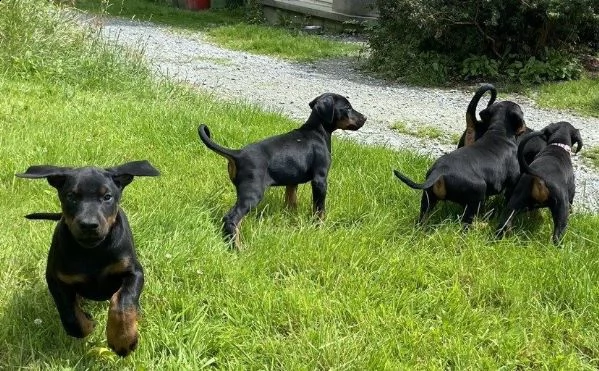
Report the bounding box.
[67,216,111,247]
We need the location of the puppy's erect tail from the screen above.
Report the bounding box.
[463,83,497,146]
[197,124,240,160]
[25,212,62,221]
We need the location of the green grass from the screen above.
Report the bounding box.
[3,0,599,368]
[533,76,599,117]
[391,121,460,144]
[204,24,361,61]
[76,0,362,61]
[582,146,599,169]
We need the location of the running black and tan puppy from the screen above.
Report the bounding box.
[17,160,159,357]
[495,121,582,244]
[394,101,526,226]
[198,93,366,248]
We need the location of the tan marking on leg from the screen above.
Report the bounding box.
[57,272,87,285]
[284,185,298,209]
[227,160,236,182]
[74,294,94,337]
[432,176,447,200]
[531,176,550,203]
[464,114,476,146]
[101,257,131,277]
[106,289,139,357]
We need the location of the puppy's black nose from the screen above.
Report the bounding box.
[78,220,99,231]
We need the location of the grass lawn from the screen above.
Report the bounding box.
[2,0,599,369]
[76,0,362,62]
[534,76,599,117]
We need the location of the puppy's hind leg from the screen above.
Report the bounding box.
[285,185,298,210]
[549,196,569,245]
[223,182,265,249]
[417,190,438,225]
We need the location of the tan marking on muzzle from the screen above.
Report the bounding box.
[531,176,550,203]
[336,117,359,130]
[432,176,447,200]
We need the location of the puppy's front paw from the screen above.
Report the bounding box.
[106,308,138,357]
[64,312,95,338]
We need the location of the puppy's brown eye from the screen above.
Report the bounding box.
[103,194,113,202]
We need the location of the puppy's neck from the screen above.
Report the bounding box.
[549,142,572,155]
[301,111,334,134]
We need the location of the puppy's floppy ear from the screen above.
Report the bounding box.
[16,165,71,189]
[309,94,335,124]
[107,160,160,189]
[572,129,583,154]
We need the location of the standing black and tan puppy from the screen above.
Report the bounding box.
[394,101,526,226]
[198,93,366,248]
[457,84,546,165]
[495,122,582,244]
[17,160,159,357]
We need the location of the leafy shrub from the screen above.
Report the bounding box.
[369,0,598,84]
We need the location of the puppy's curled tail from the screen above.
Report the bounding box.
[197,124,239,160]
[393,169,439,190]
[25,212,62,221]
[461,83,497,147]
[466,84,497,125]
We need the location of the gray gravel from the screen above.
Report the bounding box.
[86,15,599,213]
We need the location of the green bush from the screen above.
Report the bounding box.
[369,0,598,84]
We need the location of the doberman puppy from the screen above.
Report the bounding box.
[394,100,526,226]
[198,93,366,248]
[457,83,546,166]
[17,160,160,357]
[495,122,582,244]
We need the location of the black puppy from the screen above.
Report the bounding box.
[198,93,366,248]
[394,101,526,226]
[495,122,582,244]
[457,84,546,165]
[17,160,159,357]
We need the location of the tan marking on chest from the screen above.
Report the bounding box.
[432,176,447,199]
[101,257,131,277]
[57,272,87,285]
[531,176,550,203]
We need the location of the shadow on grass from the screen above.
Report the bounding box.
[400,194,547,242]
[0,283,123,367]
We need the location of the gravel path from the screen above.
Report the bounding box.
[89,15,599,213]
